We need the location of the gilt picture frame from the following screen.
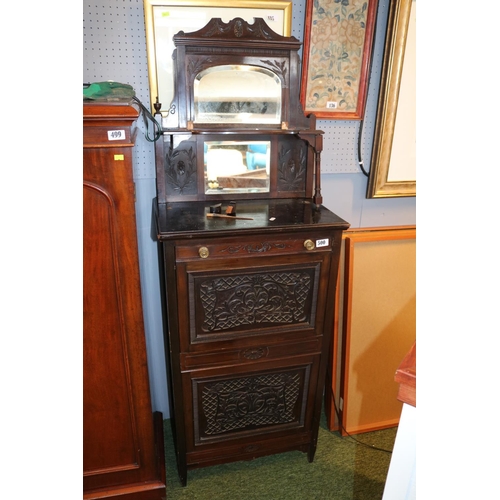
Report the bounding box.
[300,0,379,120]
[366,0,416,198]
[143,0,292,116]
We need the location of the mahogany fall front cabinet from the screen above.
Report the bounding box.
[83,102,166,500]
[155,201,348,486]
[150,18,350,486]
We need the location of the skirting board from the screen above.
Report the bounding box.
[325,226,416,435]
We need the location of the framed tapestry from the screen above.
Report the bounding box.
[300,0,379,120]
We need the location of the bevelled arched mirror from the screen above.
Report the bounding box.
[194,65,282,125]
[162,17,312,132]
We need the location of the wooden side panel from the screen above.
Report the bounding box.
[326,227,416,435]
[83,103,166,499]
[324,245,345,432]
[83,182,140,473]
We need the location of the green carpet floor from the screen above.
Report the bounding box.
[163,413,397,500]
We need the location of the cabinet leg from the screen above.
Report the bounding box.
[178,463,187,487]
[307,443,317,463]
[174,448,188,486]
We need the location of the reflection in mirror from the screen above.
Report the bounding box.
[205,141,270,194]
[194,65,281,124]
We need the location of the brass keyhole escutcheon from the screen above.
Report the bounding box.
[304,239,315,251]
[199,246,209,258]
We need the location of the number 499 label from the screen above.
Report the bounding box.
[108,130,125,141]
[316,238,329,248]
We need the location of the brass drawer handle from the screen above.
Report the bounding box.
[304,239,315,251]
[198,246,209,259]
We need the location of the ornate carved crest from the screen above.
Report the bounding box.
[184,17,290,41]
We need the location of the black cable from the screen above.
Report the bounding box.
[357,119,370,177]
[357,1,382,177]
[132,96,162,142]
[330,385,393,454]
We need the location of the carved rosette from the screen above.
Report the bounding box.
[165,144,198,196]
[201,371,301,436]
[200,271,312,332]
[242,346,267,360]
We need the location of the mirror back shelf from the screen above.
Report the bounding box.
[155,17,324,204]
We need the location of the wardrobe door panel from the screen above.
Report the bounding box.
[83,103,166,499]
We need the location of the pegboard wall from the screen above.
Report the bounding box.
[83,0,389,178]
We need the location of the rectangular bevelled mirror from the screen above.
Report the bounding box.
[205,140,270,194]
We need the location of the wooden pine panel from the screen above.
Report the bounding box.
[326,226,416,435]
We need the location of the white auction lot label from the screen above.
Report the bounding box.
[108,130,125,140]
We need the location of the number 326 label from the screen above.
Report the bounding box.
[108,130,125,140]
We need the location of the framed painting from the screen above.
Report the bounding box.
[366,0,416,198]
[300,0,379,120]
[143,0,292,116]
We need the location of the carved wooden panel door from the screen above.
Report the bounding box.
[164,231,337,484]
